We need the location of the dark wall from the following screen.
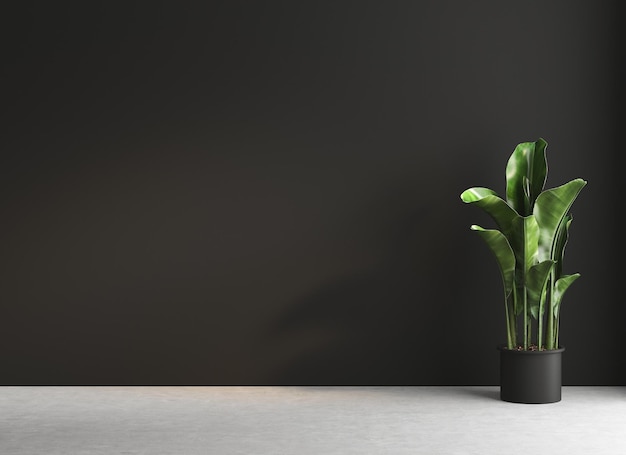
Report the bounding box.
[2,1,622,385]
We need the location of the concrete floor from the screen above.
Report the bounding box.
[1,386,625,454]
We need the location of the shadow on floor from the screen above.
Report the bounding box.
[288,385,502,402]
[461,387,500,401]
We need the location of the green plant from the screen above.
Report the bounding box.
[460,138,586,351]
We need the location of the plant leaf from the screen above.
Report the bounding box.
[553,214,572,279]
[509,215,539,317]
[534,178,587,262]
[470,225,516,298]
[527,260,554,319]
[552,273,580,318]
[460,187,499,201]
[461,188,519,236]
[510,215,539,278]
[505,138,548,216]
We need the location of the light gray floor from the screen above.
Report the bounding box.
[1,386,625,454]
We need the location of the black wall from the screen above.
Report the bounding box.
[2,1,623,385]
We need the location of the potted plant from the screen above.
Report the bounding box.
[460,138,586,403]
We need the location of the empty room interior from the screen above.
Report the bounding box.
[2,1,625,453]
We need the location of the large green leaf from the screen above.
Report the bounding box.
[527,260,554,319]
[470,225,516,298]
[509,215,539,317]
[552,273,580,317]
[510,215,539,278]
[460,188,519,236]
[553,214,573,279]
[505,138,548,216]
[534,178,587,262]
[461,187,498,201]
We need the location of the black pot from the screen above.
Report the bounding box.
[498,345,564,404]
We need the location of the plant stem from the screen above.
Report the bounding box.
[504,292,513,349]
[555,313,560,349]
[523,288,528,350]
[538,291,545,349]
[546,275,555,350]
[509,301,517,348]
[504,293,517,349]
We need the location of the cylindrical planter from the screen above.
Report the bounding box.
[498,346,564,404]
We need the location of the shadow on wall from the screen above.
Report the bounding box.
[263,154,486,385]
